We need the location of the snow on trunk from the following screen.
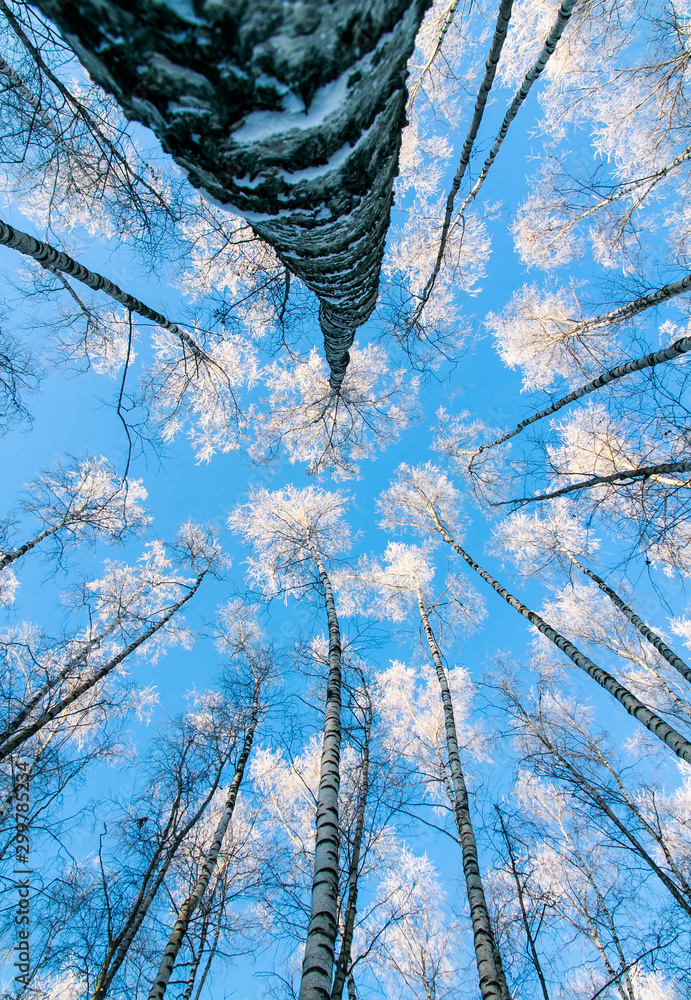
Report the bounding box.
[30,0,431,387]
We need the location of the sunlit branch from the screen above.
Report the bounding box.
[469,331,691,470]
[498,460,691,506]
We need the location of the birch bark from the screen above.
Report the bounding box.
[427,511,691,764]
[469,334,691,468]
[495,807,550,1000]
[416,584,509,1000]
[449,0,578,228]
[499,460,691,507]
[92,755,225,1000]
[0,572,205,761]
[0,524,60,571]
[299,549,343,1000]
[148,672,261,1000]
[0,219,206,359]
[563,551,691,686]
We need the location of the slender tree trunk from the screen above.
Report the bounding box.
[331,697,372,1000]
[568,274,691,338]
[192,909,224,1000]
[417,587,509,1000]
[0,574,205,761]
[148,672,261,1000]
[414,0,514,315]
[564,551,691,685]
[527,733,691,916]
[408,0,462,106]
[495,807,550,1000]
[0,523,59,571]
[469,333,691,467]
[428,512,691,764]
[93,758,226,1000]
[0,621,122,748]
[0,219,206,358]
[499,460,691,506]
[451,0,577,227]
[299,550,343,1000]
[178,913,209,1000]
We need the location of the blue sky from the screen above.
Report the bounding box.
[1,24,690,997]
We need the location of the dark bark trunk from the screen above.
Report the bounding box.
[28,0,432,386]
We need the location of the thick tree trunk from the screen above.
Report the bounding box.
[28,0,431,387]
[331,697,371,1000]
[417,588,509,1000]
[300,550,343,1000]
[565,551,691,685]
[0,573,205,761]
[469,334,691,467]
[148,673,261,1000]
[428,513,691,764]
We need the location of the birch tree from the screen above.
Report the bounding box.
[377,462,691,763]
[0,454,149,577]
[229,485,350,1000]
[0,522,222,764]
[491,503,691,687]
[346,541,509,999]
[148,600,270,1000]
[38,681,257,1000]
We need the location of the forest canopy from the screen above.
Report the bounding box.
[0,1,690,999]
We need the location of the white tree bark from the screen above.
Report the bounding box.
[299,549,343,1000]
[148,672,261,1000]
[469,331,691,468]
[330,692,371,1000]
[500,460,691,506]
[414,0,515,317]
[0,218,206,358]
[565,551,691,686]
[417,587,509,1000]
[0,572,206,761]
[428,511,691,764]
